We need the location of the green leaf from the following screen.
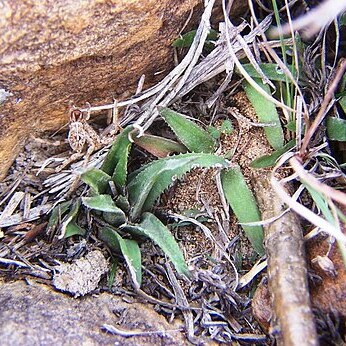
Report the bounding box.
[172,30,197,48]
[304,185,336,226]
[103,210,127,227]
[115,195,130,213]
[59,198,81,238]
[98,227,121,252]
[81,195,122,213]
[327,117,346,141]
[220,120,234,134]
[138,212,190,277]
[340,13,346,26]
[221,166,264,255]
[128,152,228,220]
[121,239,142,288]
[47,200,73,232]
[238,63,297,82]
[134,134,187,158]
[172,29,218,48]
[101,126,133,188]
[243,78,284,150]
[81,168,111,194]
[99,227,142,288]
[207,126,221,140]
[250,139,296,168]
[108,259,118,289]
[64,221,86,238]
[339,95,346,113]
[160,107,216,153]
[285,120,297,132]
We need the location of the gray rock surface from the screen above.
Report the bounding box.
[0,280,188,345]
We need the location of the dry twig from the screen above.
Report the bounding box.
[256,172,318,346]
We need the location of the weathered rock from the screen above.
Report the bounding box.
[53,250,109,297]
[0,0,248,181]
[0,0,197,180]
[0,280,188,346]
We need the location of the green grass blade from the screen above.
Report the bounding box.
[99,227,142,288]
[138,212,190,277]
[160,107,216,153]
[326,117,346,141]
[101,126,133,188]
[243,78,284,150]
[128,153,228,220]
[250,139,296,168]
[81,168,111,194]
[304,185,337,226]
[221,166,264,255]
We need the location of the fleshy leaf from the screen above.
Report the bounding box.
[64,221,86,238]
[243,78,284,150]
[99,227,142,288]
[160,107,216,153]
[326,117,346,141]
[128,152,228,220]
[98,227,121,252]
[134,134,187,158]
[47,200,73,232]
[101,126,133,188]
[81,195,122,213]
[237,63,297,82]
[221,166,264,255]
[103,209,127,227]
[58,198,81,239]
[250,139,296,168]
[115,195,130,213]
[137,212,190,277]
[81,168,111,194]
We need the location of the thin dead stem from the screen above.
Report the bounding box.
[300,58,346,155]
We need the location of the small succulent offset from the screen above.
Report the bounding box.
[48,107,265,289]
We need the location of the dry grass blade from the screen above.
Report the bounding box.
[175,15,273,100]
[102,324,182,337]
[165,263,196,344]
[0,203,53,228]
[300,58,346,155]
[290,156,346,208]
[238,259,267,289]
[0,191,24,223]
[272,157,346,245]
[170,212,239,289]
